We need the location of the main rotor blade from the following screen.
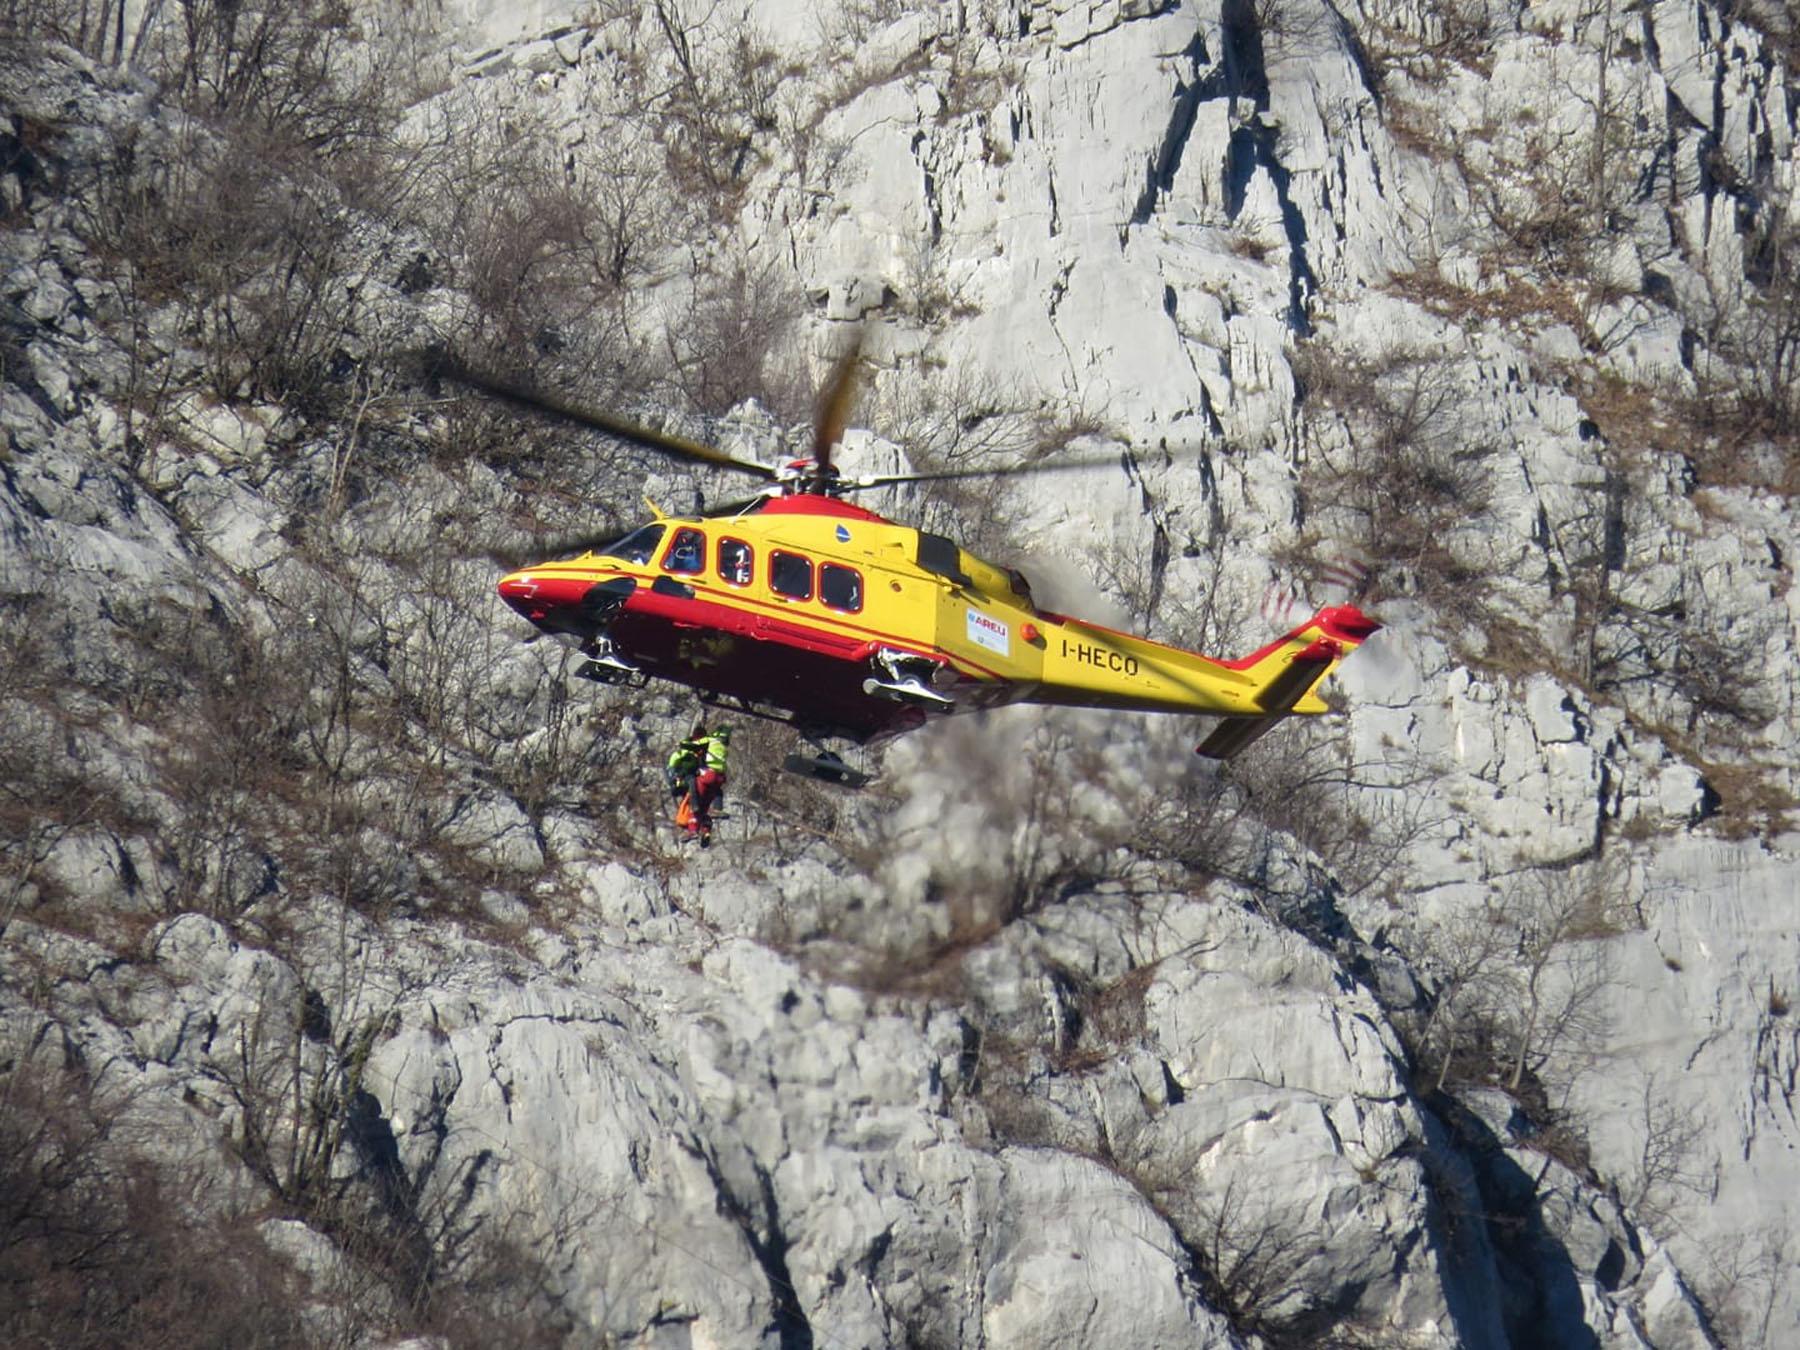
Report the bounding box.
[842,448,1133,491]
[486,523,636,570]
[443,355,780,481]
[485,490,775,569]
[704,491,777,518]
[810,332,863,488]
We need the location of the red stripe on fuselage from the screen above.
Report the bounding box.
[619,584,1011,681]
[606,604,926,740]
[504,562,1012,682]
[498,566,1011,739]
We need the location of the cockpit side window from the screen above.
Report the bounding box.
[662,527,706,574]
[598,524,665,563]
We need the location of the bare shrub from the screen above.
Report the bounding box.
[26,2,444,421]
[1615,1072,1709,1230]
[434,120,648,368]
[1131,760,1251,882]
[1528,457,1784,744]
[1695,1223,1791,1350]
[1045,955,1192,1075]
[156,1,392,149]
[113,548,493,921]
[579,0,790,212]
[0,1051,311,1349]
[1133,723,1431,928]
[1589,595,1781,734]
[372,530,639,828]
[1738,0,1800,69]
[155,632,291,916]
[1124,1166,1340,1344]
[1247,0,1344,62]
[1356,0,1501,77]
[203,976,382,1219]
[887,235,982,327]
[0,599,124,930]
[1186,1177,1331,1341]
[190,949,575,1341]
[645,0,787,203]
[1294,343,1497,601]
[0,1006,582,1346]
[828,885,1000,1000]
[660,250,806,419]
[425,353,646,491]
[870,360,1118,565]
[261,551,521,914]
[1493,870,1619,1094]
[6,1,399,148]
[1690,185,1800,479]
[1415,21,1666,301]
[75,86,373,412]
[1402,866,1623,1102]
[406,1187,589,1348]
[1,0,138,60]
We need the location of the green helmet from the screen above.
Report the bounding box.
[714,726,732,741]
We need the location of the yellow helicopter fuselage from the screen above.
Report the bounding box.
[497,493,1378,755]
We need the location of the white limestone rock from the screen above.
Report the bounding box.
[434,790,544,875]
[168,394,282,464]
[170,469,287,573]
[981,1147,1239,1346]
[6,0,1800,1341]
[367,975,778,1344]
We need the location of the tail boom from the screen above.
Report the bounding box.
[1025,603,1378,722]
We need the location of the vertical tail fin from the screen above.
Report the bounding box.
[1195,605,1380,760]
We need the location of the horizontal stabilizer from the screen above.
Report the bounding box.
[1195,715,1281,760]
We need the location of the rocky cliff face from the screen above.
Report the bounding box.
[3,0,1797,1346]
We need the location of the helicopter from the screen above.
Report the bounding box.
[461,347,1380,783]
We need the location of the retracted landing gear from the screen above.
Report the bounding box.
[781,725,874,788]
[781,748,871,789]
[862,647,955,709]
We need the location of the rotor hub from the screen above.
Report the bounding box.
[778,458,846,496]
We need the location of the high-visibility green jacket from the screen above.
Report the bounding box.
[700,734,729,775]
[667,739,705,774]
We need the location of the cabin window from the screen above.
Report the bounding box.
[770,550,812,600]
[599,524,664,563]
[662,527,706,574]
[718,538,753,586]
[820,563,863,613]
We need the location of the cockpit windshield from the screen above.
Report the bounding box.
[596,524,666,564]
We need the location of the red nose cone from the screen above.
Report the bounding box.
[498,573,539,619]
[498,572,594,622]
